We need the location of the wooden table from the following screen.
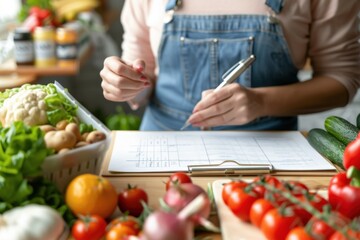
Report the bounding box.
[99,153,335,239]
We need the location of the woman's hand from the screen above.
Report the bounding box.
[100,56,151,103]
[187,84,264,127]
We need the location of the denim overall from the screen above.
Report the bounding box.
[140,0,299,131]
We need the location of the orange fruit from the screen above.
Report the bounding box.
[65,173,117,218]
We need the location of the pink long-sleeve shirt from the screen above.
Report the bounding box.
[121,0,360,102]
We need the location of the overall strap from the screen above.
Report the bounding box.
[165,0,182,11]
[265,0,285,14]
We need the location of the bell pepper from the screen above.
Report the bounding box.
[328,166,360,219]
[343,133,360,170]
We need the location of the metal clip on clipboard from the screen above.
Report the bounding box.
[187,160,273,176]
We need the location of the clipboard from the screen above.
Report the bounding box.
[100,131,339,178]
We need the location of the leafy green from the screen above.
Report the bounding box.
[79,123,94,134]
[18,0,53,22]
[0,83,78,126]
[106,106,141,130]
[0,178,76,226]
[0,122,51,204]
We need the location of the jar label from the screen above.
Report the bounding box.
[34,40,55,59]
[14,41,34,63]
[56,43,77,59]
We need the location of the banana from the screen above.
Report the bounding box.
[51,0,99,20]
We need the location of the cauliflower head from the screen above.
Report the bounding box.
[0,89,48,127]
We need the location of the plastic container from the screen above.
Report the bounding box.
[41,82,111,192]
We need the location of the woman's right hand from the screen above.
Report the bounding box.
[100,56,151,102]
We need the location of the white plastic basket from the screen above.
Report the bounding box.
[41,82,111,192]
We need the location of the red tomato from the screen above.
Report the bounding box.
[250,198,275,228]
[227,188,259,222]
[106,224,137,240]
[118,185,148,217]
[253,175,282,198]
[284,181,309,196]
[222,180,248,205]
[285,227,313,240]
[165,172,192,191]
[72,215,107,240]
[260,208,302,240]
[329,229,360,240]
[292,193,328,225]
[309,217,335,240]
[108,216,141,235]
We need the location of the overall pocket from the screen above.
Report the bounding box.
[180,36,254,103]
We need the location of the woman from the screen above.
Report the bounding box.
[100,0,360,130]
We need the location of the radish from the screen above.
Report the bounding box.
[163,183,212,226]
[142,194,207,240]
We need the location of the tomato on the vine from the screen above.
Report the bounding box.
[165,172,192,191]
[309,217,336,240]
[72,215,107,240]
[250,198,275,228]
[118,185,148,217]
[283,181,309,197]
[227,187,260,222]
[329,229,360,240]
[222,180,248,205]
[285,227,313,240]
[292,193,328,225]
[252,175,282,198]
[260,208,302,240]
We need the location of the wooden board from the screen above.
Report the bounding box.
[212,179,328,240]
[212,179,266,240]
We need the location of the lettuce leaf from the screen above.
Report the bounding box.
[0,122,51,204]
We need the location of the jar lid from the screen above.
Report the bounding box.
[13,27,32,40]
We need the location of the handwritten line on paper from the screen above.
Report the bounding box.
[108,131,335,173]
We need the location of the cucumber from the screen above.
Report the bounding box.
[357,113,360,129]
[307,128,345,169]
[324,116,359,145]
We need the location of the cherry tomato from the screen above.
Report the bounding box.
[108,215,141,235]
[329,229,360,240]
[165,172,192,191]
[309,217,335,240]
[250,198,275,228]
[106,224,137,240]
[292,193,328,225]
[118,185,148,217]
[72,215,107,240]
[285,227,313,240]
[222,180,248,205]
[260,208,302,240]
[283,181,309,196]
[253,175,282,198]
[227,188,259,222]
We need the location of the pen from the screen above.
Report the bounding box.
[180,54,256,130]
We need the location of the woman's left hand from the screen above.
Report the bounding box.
[187,84,264,127]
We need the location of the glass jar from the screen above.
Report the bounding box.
[56,27,78,66]
[33,26,56,67]
[13,28,34,65]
